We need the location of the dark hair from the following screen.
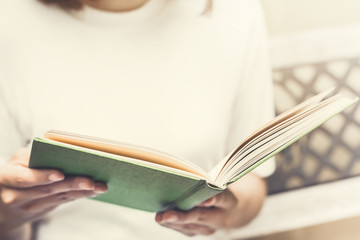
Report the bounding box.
[38,0,83,10]
[38,0,212,13]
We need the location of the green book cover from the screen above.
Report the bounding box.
[29,138,223,212]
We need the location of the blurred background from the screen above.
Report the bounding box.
[261,0,360,35]
[231,0,360,239]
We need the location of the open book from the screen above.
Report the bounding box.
[29,88,358,212]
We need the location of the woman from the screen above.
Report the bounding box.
[0,0,275,239]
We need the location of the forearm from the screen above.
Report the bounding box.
[0,223,32,240]
[227,173,267,228]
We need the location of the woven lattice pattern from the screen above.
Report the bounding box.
[267,57,360,194]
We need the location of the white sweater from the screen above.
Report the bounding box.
[0,0,274,239]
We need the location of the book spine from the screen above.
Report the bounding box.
[170,181,224,211]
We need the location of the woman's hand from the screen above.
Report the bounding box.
[155,190,238,236]
[155,173,266,236]
[0,148,108,239]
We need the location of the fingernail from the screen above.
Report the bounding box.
[165,214,177,222]
[49,173,64,182]
[94,187,107,194]
[78,181,94,190]
[202,197,214,206]
[94,182,108,194]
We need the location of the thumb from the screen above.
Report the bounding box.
[198,190,237,209]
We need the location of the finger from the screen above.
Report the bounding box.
[198,190,237,209]
[158,222,215,236]
[156,208,224,229]
[0,177,107,206]
[0,164,64,188]
[21,190,98,213]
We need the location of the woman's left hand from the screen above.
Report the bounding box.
[155,190,238,236]
[155,173,266,237]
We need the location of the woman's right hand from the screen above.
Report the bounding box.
[0,148,108,239]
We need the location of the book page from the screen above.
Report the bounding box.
[222,94,340,176]
[221,102,340,183]
[226,87,334,161]
[222,96,357,186]
[209,88,335,181]
[44,130,210,179]
[210,89,358,186]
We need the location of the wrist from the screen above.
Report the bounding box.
[0,223,32,240]
[226,174,266,228]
